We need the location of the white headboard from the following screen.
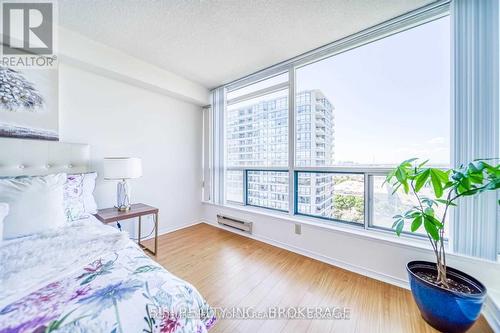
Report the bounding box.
[0,138,90,177]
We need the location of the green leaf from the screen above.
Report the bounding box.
[417,159,429,168]
[427,215,444,228]
[421,197,436,208]
[395,168,406,183]
[430,170,444,198]
[433,169,450,183]
[391,183,402,195]
[401,157,418,166]
[436,199,457,206]
[415,169,430,192]
[411,216,422,232]
[392,218,402,229]
[424,217,439,241]
[452,172,464,181]
[395,220,404,236]
[424,207,434,216]
[383,170,396,185]
[401,180,410,194]
[486,179,500,190]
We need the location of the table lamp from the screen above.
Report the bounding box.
[103,157,142,211]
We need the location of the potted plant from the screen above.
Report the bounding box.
[385,158,499,333]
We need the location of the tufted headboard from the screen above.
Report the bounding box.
[0,138,90,177]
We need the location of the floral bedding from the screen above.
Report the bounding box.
[0,218,216,333]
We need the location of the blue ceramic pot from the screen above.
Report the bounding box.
[407,261,487,333]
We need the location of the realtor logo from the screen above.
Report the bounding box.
[2,2,53,55]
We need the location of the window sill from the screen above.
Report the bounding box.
[201,201,436,253]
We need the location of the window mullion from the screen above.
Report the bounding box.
[364,174,372,230]
[288,66,296,216]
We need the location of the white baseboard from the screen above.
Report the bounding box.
[200,218,500,331]
[484,297,500,333]
[142,220,202,240]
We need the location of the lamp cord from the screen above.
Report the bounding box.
[116,221,155,241]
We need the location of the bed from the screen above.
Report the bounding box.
[0,139,216,333]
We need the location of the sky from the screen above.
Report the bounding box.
[296,16,451,166]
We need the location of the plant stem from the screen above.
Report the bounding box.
[437,189,454,288]
[409,181,449,287]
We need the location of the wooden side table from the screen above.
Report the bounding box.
[94,203,159,256]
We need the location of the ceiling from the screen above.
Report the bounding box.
[59,0,434,89]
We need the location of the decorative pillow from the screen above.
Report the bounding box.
[0,203,8,241]
[0,173,67,239]
[64,172,97,221]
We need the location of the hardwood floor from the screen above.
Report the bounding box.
[143,223,492,333]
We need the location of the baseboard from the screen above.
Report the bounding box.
[483,296,500,333]
[201,218,500,331]
[142,220,202,240]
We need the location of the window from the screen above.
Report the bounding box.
[216,8,452,237]
[225,73,289,207]
[296,172,364,224]
[225,170,243,204]
[295,16,450,167]
[247,171,289,211]
[371,176,449,237]
[225,74,289,168]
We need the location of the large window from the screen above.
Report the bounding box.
[295,16,450,167]
[219,10,451,238]
[225,73,290,209]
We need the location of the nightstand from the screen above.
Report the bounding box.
[94,203,159,256]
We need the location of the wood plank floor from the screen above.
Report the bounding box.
[143,223,492,333]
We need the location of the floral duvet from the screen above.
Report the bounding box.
[0,218,216,333]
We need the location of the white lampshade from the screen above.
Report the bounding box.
[103,157,142,180]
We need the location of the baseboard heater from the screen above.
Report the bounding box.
[217,214,253,234]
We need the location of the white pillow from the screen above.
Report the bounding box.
[64,172,97,221]
[81,172,98,214]
[0,203,8,241]
[0,173,67,239]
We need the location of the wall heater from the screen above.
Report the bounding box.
[217,214,253,234]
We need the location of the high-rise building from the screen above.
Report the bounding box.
[225,90,335,215]
[295,90,335,217]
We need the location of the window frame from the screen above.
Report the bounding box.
[216,1,451,240]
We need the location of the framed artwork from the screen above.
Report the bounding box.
[0,66,58,141]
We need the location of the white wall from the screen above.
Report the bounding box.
[59,63,203,236]
[55,27,208,236]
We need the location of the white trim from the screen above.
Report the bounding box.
[142,220,202,241]
[287,66,296,216]
[483,296,500,333]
